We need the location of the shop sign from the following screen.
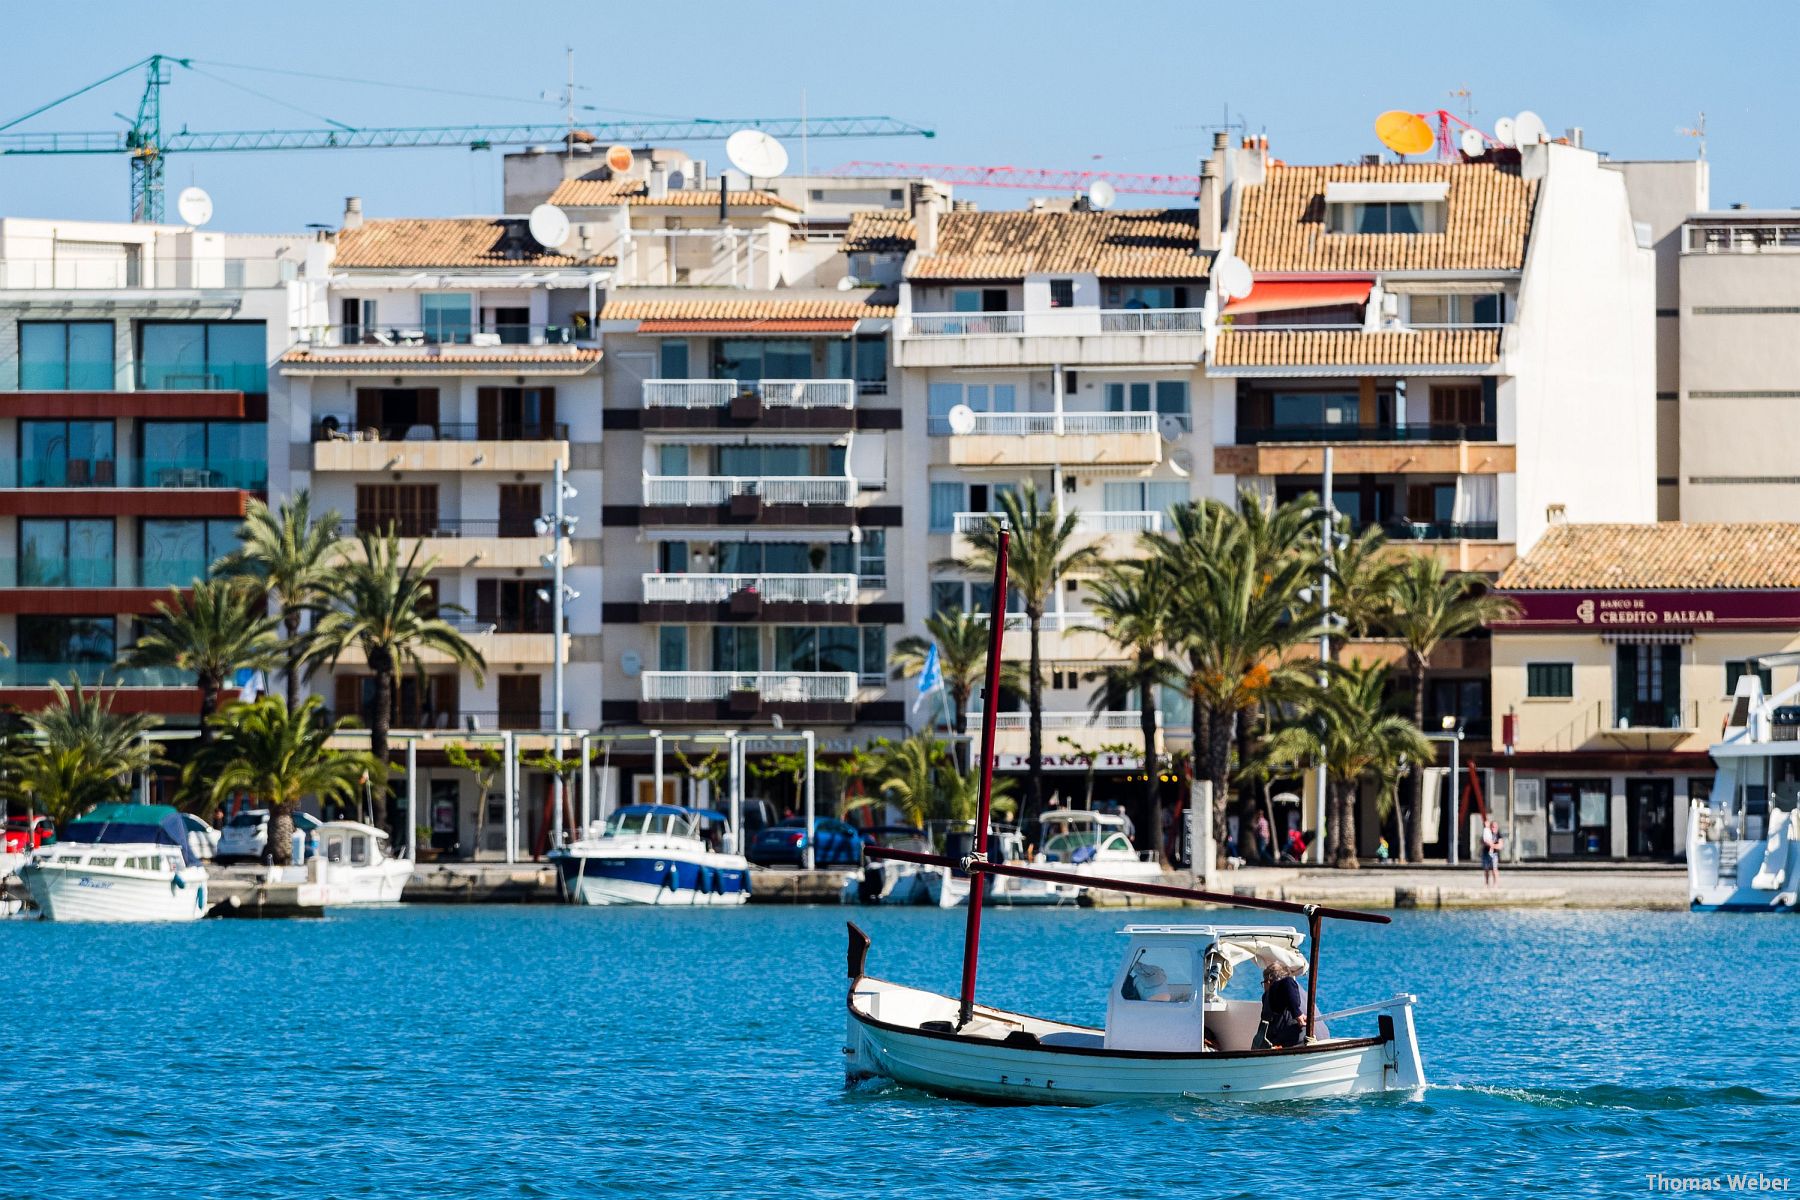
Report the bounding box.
[1496,589,1800,632]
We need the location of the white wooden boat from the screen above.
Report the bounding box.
[551,805,751,906]
[17,804,209,922]
[1690,659,1800,911]
[302,821,413,906]
[845,921,1425,1104]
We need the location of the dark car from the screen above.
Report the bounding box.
[747,817,865,867]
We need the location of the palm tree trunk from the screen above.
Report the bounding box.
[268,799,295,865]
[198,674,220,746]
[1407,654,1428,863]
[950,684,969,773]
[1026,608,1044,824]
[1335,779,1360,868]
[372,666,394,827]
[284,611,302,711]
[1138,674,1163,863]
[1207,703,1232,869]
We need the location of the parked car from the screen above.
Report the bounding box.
[3,816,55,854]
[747,817,866,867]
[216,809,322,864]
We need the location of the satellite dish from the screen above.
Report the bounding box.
[621,650,642,678]
[527,203,571,250]
[1087,180,1117,210]
[726,129,790,180]
[947,404,978,436]
[667,169,686,190]
[1493,116,1517,147]
[605,144,635,173]
[1213,254,1254,301]
[1513,110,1548,146]
[1375,110,1435,157]
[1157,413,1186,441]
[176,186,213,227]
[1460,128,1487,158]
[1169,449,1195,477]
[837,275,861,291]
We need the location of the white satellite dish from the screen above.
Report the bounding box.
[947,404,978,436]
[1460,128,1487,158]
[1087,179,1117,210]
[726,129,790,180]
[837,275,861,291]
[1169,448,1195,477]
[1157,413,1186,441]
[1513,110,1548,146]
[176,186,213,227]
[1213,253,1254,301]
[1493,116,1517,148]
[527,203,571,250]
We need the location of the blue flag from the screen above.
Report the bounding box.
[914,643,943,713]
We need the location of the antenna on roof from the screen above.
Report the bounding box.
[1678,111,1708,161]
[1087,179,1116,210]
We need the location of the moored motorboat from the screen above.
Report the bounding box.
[1690,660,1800,911]
[551,804,751,906]
[18,804,209,922]
[843,826,934,904]
[920,827,1026,908]
[301,821,412,906]
[987,809,1163,906]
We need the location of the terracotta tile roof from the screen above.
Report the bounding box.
[332,218,611,269]
[1211,328,1501,368]
[1497,523,1800,591]
[601,297,895,321]
[547,178,800,212]
[1236,162,1538,273]
[910,209,1206,280]
[844,210,915,254]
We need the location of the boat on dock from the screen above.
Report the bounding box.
[920,827,1026,908]
[304,821,413,906]
[987,809,1163,906]
[17,804,209,922]
[1689,659,1800,911]
[551,804,751,906]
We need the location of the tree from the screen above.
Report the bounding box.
[954,481,1102,822]
[186,695,379,863]
[1387,554,1520,862]
[890,608,991,742]
[445,741,504,859]
[1263,661,1432,869]
[305,531,487,783]
[122,578,282,744]
[1086,558,1181,862]
[844,733,1014,828]
[1329,524,1401,648]
[1148,491,1327,868]
[4,683,161,823]
[217,492,344,709]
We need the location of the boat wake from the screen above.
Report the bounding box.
[1429,1082,1799,1112]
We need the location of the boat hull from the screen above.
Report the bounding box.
[1687,805,1800,912]
[553,846,751,906]
[20,860,209,923]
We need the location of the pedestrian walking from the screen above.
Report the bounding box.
[1481,819,1504,886]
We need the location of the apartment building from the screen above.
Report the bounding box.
[0,217,301,720]
[893,200,1210,787]
[279,204,610,744]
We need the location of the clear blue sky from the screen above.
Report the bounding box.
[0,0,1777,230]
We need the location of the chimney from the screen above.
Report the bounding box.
[648,167,668,199]
[1545,503,1567,526]
[916,195,939,255]
[342,196,364,231]
[1197,159,1223,252]
[1565,126,1584,149]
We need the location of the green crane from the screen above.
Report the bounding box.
[0,55,936,223]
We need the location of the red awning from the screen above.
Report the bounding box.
[635,319,859,334]
[1224,278,1372,315]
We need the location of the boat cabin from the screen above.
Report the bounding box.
[317,821,395,868]
[594,804,730,850]
[1105,925,1310,1052]
[1038,810,1137,864]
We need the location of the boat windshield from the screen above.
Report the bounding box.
[604,810,698,839]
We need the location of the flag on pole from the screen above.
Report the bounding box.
[234,667,265,703]
[914,643,944,713]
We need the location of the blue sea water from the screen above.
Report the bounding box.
[2,904,1796,1199]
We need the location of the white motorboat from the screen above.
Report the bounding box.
[844,917,1426,1105]
[551,804,751,906]
[843,827,935,904]
[293,821,413,906]
[1689,661,1800,911]
[18,804,209,922]
[920,828,1027,908]
[984,809,1164,906]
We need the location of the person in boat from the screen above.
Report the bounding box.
[1253,960,1308,1049]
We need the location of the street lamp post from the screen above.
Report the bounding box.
[536,458,579,848]
[1314,446,1334,865]
[1428,718,1466,865]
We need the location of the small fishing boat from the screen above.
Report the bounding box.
[301,821,413,906]
[986,809,1164,906]
[551,804,751,906]
[1689,659,1800,911]
[921,827,1026,908]
[17,804,209,922]
[843,827,935,904]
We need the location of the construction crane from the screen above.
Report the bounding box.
[830,161,1201,197]
[0,55,936,223]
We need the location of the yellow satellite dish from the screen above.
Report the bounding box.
[1375,110,1435,157]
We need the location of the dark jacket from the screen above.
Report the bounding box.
[1259,975,1307,1048]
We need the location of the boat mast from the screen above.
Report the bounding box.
[958,527,1010,1029]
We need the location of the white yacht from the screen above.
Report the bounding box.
[984,809,1163,906]
[1689,661,1800,911]
[552,805,751,906]
[18,804,209,922]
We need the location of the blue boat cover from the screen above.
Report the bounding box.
[59,803,200,867]
[614,804,726,824]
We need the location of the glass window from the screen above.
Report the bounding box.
[657,626,687,671]
[19,322,114,390]
[1725,660,1773,696]
[764,340,811,380]
[20,420,115,487]
[929,482,962,532]
[858,529,886,582]
[819,626,859,674]
[1527,663,1574,698]
[17,615,114,666]
[1471,294,1502,324]
[952,291,982,313]
[1119,944,1195,1003]
[657,445,689,476]
[19,519,113,587]
[711,626,760,672]
[659,339,689,379]
[928,383,961,434]
[139,321,266,392]
[932,581,965,616]
[1155,381,1190,431]
[1410,295,1450,325]
[1049,280,1075,308]
[419,294,472,344]
[1105,382,1153,412]
[861,626,886,678]
[853,336,887,389]
[140,519,238,587]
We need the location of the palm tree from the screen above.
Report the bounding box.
[1086,558,1181,862]
[5,683,161,822]
[186,695,378,863]
[123,578,283,744]
[1264,661,1432,868]
[1387,554,1520,862]
[304,531,487,780]
[1330,524,1401,649]
[890,608,991,741]
[1148,490,1326,868]
[218,492,344,708]
[954,481,1102,821]
[844,733,1015,828]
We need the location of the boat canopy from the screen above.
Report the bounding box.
[614,804,711,820]
[1119,924,1307,973]
[59,804,200,867]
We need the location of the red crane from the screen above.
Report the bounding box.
[828,160,1200,196]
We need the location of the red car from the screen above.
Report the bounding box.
[3,816,56,854]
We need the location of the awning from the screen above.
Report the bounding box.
[1223,279,1372,315]
[1601,630,1695,645]
[635,319,859,335]
[1324,181,1449,204]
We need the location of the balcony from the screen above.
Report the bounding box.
[639,475,859,527]
[327,630,565,667]
[638,378,875,431]
[0,556,208,612]
[963,709,1165,757]
[345,521,564,571]
[945,411,1163,469]
[0,458,266,490]
[0,256,296,291]
[976,611,1119,662]
[1238,423,1497,444]
[1683,221,1800,254]
[637,670,861,724]
[1217,436,1513,477]
[894,308,1207,368]
[951,510,1164,559]
[281,324,602,374]
[0,663,187,687]
[312,420,569,474]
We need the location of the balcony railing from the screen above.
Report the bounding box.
[1238,423,1497,444]
[975,612,1105,633]
[642,476,857,507]
[351,519,548,540]
[3,458,266,489]
[955,411,1158,436]
[0,557,118,588]
[964,710,1152,732]
[0,257,298,291]
[907,312,1025,337]
[641,671,859,703]
[642,573,860,605]
[641,379,855,409]
[1379,519,1500,541]
[1098,309,1206,333]
[295,323,591,349]
[138,363,268,393]
[313,418,568,442]
[1684,223,1800,254]
[0,663,188,687]
[952,510,1165,537]
[905,309,1205,338]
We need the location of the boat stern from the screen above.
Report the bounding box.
[1379,994,1427,1092]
